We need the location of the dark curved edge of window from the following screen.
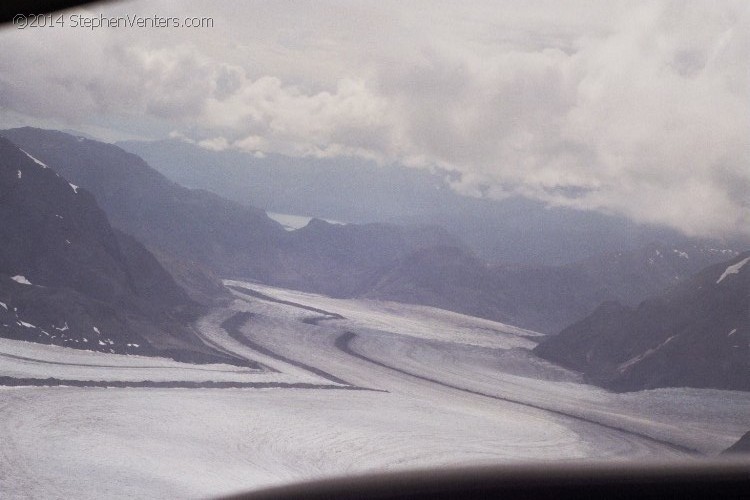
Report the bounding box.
[221,460,750,500]
[0,0,105,24]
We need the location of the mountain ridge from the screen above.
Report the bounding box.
[534,252,750,391]
[4,127,741,335]
[2,127,461,299]
[118,137,693,266]
[0,135,233,363]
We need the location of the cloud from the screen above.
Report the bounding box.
[197,136,229,151]
[0,0,747,239]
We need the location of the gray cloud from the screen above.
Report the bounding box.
[0,0,747,239]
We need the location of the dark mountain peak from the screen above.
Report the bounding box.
[3,128,243,203]
[534,252,750,392]
[304,217,333,228]
[1,127,286,277]
[0,136,124,298]
[296,217,347,235]
[0,135,228,362]
[723,431,750,455]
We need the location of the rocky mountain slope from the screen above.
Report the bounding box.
[365,242,739,333]
[1,127,461,298]
[534,252,750,391]
[2,128,286,279]
[0,136,231,363]
[723,432,750,454]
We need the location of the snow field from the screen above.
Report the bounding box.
[0,280,748,499]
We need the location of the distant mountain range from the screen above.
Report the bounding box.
[1,128,459,299]
[534,252,750,391]
[363,242,740,333]
[3,128,742,336]
[2,127,748,391]
[118,138,689,266]
[0,136,232,363]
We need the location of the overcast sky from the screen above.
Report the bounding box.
[0,0,748,240]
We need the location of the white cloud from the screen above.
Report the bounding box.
[197,136,229,151]
[0,0,747,239]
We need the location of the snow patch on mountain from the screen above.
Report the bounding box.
[716,257,750,284]
[617,335,678,373]
[672,249,689,259]
[21,149,48,168]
